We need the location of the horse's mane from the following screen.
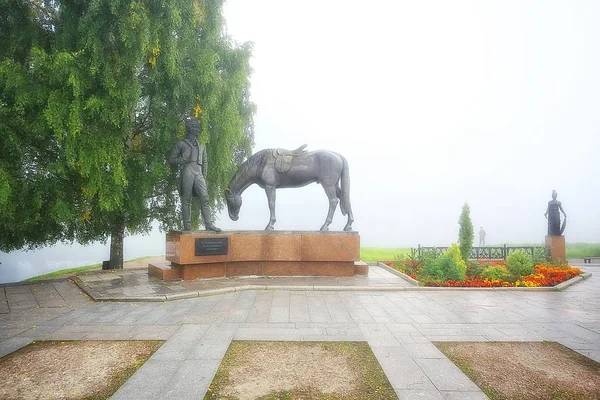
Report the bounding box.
[228,149,271,192]
[238,149,270,172]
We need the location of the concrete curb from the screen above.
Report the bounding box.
[69,268,593,302]
[377,261,421,285]
[554,272,591,291]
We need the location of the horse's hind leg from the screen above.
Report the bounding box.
[264,185,276,230]
[320,185,339,231]
[344,208,354,231]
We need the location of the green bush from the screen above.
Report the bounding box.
[481,266,510,281]
[506,250,534,276]
[419,243,467,282]
[466,261,485,278]
[532,247,548,265]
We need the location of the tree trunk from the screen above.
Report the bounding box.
[109,217,125,269]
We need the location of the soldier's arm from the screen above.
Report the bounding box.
[168,142,186,166]
[202,145,208,178]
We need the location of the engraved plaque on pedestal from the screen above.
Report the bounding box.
[195,238,229,256]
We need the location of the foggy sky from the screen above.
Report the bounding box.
[1,0,599,282]
[217,0,600,245]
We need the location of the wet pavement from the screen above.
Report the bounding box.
[0,260,598,399]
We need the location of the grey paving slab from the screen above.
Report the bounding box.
[415,358,482,391]
[158,358,221,400]
[0,299,9,314]
[395,389,445,399]
[244,291,273,323]
[1,263,598,399]
[110,359,180,400]
[0,327,31,341]
[31,283,67,308]
[0,336,33,358]
[440,390,489,399]
[151,324,211,361]
[307,293,333,323]
[234,327,303,341]
[289,292,311,322]
[360,323,401,347]
[268,291,291,323]
[378,356,437,391]
[403,343,448,359]
[129,325,179,340]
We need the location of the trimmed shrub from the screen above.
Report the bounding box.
[506,250,534,276]
[481,266,510,281]
[420,243,467,282]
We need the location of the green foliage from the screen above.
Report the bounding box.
[532,247,549,265]
[466,261,485,278]
[392,253,423,278]
[458,203,474,261]
[506,250,534,276]
[481,266,510,281]
[0,0,254,265]
[419,243,467,282]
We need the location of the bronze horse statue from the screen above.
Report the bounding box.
[225,145,354,231]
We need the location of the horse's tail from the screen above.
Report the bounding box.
[338,155,351,216]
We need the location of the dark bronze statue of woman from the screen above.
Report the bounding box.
[544,190,567,236]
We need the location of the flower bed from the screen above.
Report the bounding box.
[386,259,583,288]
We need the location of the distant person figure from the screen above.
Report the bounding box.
[545,189,567,236]
[479,227,486,246]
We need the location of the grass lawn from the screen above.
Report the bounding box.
[0,340,163,400]
[205,341,396,399]
[436,341,600,400]
[566,243,600,259]
[360,247,410,262]
[23,256,155,282]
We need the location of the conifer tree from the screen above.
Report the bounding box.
[458,202,474,261]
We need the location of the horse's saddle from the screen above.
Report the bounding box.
[272,144,308,173]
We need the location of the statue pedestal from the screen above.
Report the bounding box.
[148,231,365,280]
[545,235,566,261]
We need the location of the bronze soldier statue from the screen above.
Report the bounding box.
[544,190,566,236]
[169,118,221,232]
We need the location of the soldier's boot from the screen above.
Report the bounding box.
[182,198,193,231]
[201,200,221,233]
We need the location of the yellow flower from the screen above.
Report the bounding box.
[194,104,203,117]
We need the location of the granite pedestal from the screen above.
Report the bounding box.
[148,231,366,280]
[546,235,566,261]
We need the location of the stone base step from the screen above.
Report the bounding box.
[148,261,369,280]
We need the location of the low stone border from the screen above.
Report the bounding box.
[377,261,421,285]
[377,261,592,292]
[70,276,411,302]
[70,266,592,302]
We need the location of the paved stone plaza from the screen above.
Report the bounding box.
[1,261,599,399]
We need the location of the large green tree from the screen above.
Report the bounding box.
[0,0,254,268]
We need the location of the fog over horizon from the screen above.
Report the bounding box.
[1,0,599,283]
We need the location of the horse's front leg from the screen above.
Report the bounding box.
[320,185,339,231]
[264,185,276,230]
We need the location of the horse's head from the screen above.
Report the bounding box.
[225,188,242,221]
